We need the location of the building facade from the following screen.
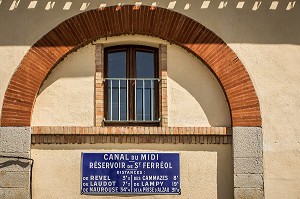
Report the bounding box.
[0,0,299,198]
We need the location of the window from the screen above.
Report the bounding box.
[104,45,160,124]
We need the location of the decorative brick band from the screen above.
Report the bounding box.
[32,126,231,135]
[1,5,261,127]
[31,134,232,144]
[31,126,232,144]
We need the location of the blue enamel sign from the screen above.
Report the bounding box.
[81,152,180,195]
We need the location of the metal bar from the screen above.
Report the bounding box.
[127,79,129,121]
[135,79,137,121]
[143,79,145,121]
[110,80,113,120]
[151,80,154,121]
[118,79,120,121]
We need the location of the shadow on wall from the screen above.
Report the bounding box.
[31,43,95,126]
[0,0,299,45]
[168,45,231,127]
[38,44,95,94]
[0,159,30,169]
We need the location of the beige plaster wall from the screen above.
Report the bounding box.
[31,144,233,199]
[31,45,95,126]
[229,43,300,198]
[31,35,231,127]
[0,46,29,118]
[167,45,230,127]
[0,1,300,198]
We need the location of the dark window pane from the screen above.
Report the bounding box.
[120,80,127,120]
[108,80,127,121]
[136,51,154,78]
[136,80,143,120]
[112,80,119,120]
[135,80,156,121]
[107,51,127,120]
[107,85,111,120]
[144,80,152,120]
[135,50,156,120]
[107,51,126,78]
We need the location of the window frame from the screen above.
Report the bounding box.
[103,45,160,126]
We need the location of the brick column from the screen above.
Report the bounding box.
[0,127,31,199]
[95,44,104,126]
[159,44,168,127]
[233,127,264,198]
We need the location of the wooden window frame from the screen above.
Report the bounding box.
[103,45,159,126]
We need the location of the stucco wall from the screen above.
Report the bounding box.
[167,45,230,127]
[0,46,29,119]
[31,35,230,127]
[31,144,233,199]
[229,43,300,198]
[31,44,95,126]
[0,0,300,198]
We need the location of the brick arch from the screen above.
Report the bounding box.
[1,5,261,127]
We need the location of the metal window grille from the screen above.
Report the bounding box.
[104,78,160,123]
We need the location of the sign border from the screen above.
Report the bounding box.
[80,152,181,195]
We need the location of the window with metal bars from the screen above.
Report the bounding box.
[104,45,160,125]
